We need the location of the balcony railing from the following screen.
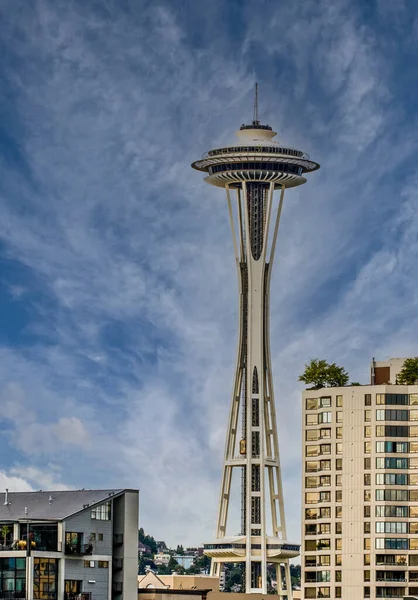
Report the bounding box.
[113,533,123,546]
[65,543,93,556]
[112,581,123,594]
[113,557,123,570]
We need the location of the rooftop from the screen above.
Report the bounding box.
[0,488,127,521]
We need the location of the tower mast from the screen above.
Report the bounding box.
[192,86,319,596]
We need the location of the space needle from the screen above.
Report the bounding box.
[192,85,319,596]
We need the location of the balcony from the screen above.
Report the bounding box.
[0,593,26,599]
[65,537,94,556]
[113,533,123,546]
[112,581,123,594]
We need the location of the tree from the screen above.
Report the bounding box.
[326,363,349,387]
[397,358,418,385]
[176,544,184,555]
[138,528,157,554]
[1,525,10,546]
[167,556,179,572]
[299,359,349,389]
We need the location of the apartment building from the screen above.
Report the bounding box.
[301,359,418,600]
[0,488,138,600]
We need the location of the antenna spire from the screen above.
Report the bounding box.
[253,82,260,125]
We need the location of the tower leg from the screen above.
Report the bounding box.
[284,561,293,600]
[276,564,282,597]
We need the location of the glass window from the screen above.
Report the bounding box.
[411,490,418,501]
[317,587,330,598]
[411,426,418,437]
[318,555,330,566]
[318,523,330,534]
[376,393,385,405]
[410,522,418,534]
[336,443,342,454]
[335,586,341,598]
[376,505,408,518]
[320,397,331,408]
[98,561,108,568]
[410,410,418,421]
[335,474,342,486]
[376,425,384,436]
[364,587,370,598]
[336,458,342,470]
[33,558,57,600]
[305,540,316,551]
[0,557,26,599]
[320,507,331,518]
[305,508,317,520]
[364,457,371,469]
[305,556,316,567]
[84,560,95,568]
[365,410,371,422]
[306,445,319,457]
[336,395,343,407]
[365,426,371,438]
[376,409,385,421]
[365,394,371,406]
[319,475,331,486]
[335,555,342,566]
[306,461,319,472]
[410,507,418,517]
[336,427,342,439]
[306,398,319,410]
[364,570,370,582]
[364,554,370,565]
[364,441,371,453]
[306,430,319,441]
[335,522,342,534]
[411,442,418,453]
[376,441,385,453]
[376,522,407,534]
[336,490,342,502]
[336,538,342,550]
[320,444,331,455]
[305,588,316,599]
[317,539,331,550]
[91,501,111,521]
[410,457,418,469]
[364,538,370,550]
[364,521,371,533]
[410,394,418,405]
[320,428,331,439]
[411,539,418,550]
[410,473,418,485]
[336,411,343,423]
[364,473,371,485]
[335,506,342,518]
[364,490,371,502]
[306,414,318,425]
[319,412,331,424]
[319,491,331,502]
[320,460,331,471]
[305,489,318,500]
[364,506,371,518]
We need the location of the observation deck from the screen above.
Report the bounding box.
[203,536,300,562]
[192,122,319,189]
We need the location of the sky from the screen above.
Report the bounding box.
[1,0,418,549]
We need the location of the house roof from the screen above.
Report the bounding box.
[0,489,126,522]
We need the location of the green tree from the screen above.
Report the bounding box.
[176,544,184,555]
[167,556,179,572]
[299,359,349,389]
[397,358,418,385]
[138,528,157,554]
[1,525,10,546]
[326,363,349,387]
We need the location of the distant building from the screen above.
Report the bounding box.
[371,357,408,384]
[172,555,194,569]
[153,553,171,566]
[0,488,138,600]
[138,572,219,590]
[156,541,168,553]
[139,542,152,555]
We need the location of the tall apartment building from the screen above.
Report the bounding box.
[301,359,418,600]
[0,488,138,600]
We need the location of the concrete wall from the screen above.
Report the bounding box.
[113,489,139,600]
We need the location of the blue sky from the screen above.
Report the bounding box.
[1,0,418,548]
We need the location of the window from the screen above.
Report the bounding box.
[335,474,342,486]
[335,555,342,566]
[376,489,408,501]
[306,429,319,441]
[306,445,319,457]
[336,427,342,439]
[320,444,331,455]
[376,554,407,566]
[318,555,330,566]
[377,425,408,437]
[98,561,108,568]
[377,393,408,405]
[410,457,418,469]
[0,558,26,599]
[411,442,418,453]
[364,441,371,453]
[320,428,331,439]
[320,475,331,487]
[335,571,342,582]
[319,412,331,424]
[364,554,370,565]
[316,570,331,582]
[305,556,316,567]
[336,458,342,470]
[410,555,418,566]
[364,473,371,486]
[84,560,95,568]
[365,409,371,422]
[364,587,370,599]
[319,491,331,503]
[320,397,331,408]
[411,394,418,405]
[305,540,316,551]
[411,473,418,485]
[306,476,318,488]
[376,505,408,518]
[33,558,57,600]
[336,490,342,502]
[90,533,96,541]
[305,508,317,520]
[365,426,371,438]
[335,506,342,518]
[335,522,342,534]
[364,538,370,550]
[411,539,418,550]
[336,395,343,407]
[411,426,418,437]
[364,457,371,469]
[364,522,371,533]
[98,533,103,541]
[375,538,408,550]
[335,587,341,598]
[410,522,418,534]
[317,539,330,550]
[376,473,407,485]
[376,410,385,421]
[305,588,316,599]
[376,457,408,469]
[377,409,409,421]
[306,398,318,410]
[411,489,418,501]
[320,460,331,471]
[364,506,371,518]
[336,411,343,423]
[91,502,111,521]
[365,394,371,406]
[306,461,319,472]
[317,587,330,598]
[336,443,342,454]
[306,414,318,425]
[376,522,407,534]
[318,523,330,535]
[376,425,384,436]
[376,393,385,405]
[376,440,408,453]
[364,489,371,502]
[364,570,370,582]
[320,507,331,518]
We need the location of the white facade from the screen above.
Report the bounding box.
[192,91,319,595]
[301,384,418,600]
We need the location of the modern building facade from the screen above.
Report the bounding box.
[0,488,138,600]
[192,85,319,595]
[301,363,418,600]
